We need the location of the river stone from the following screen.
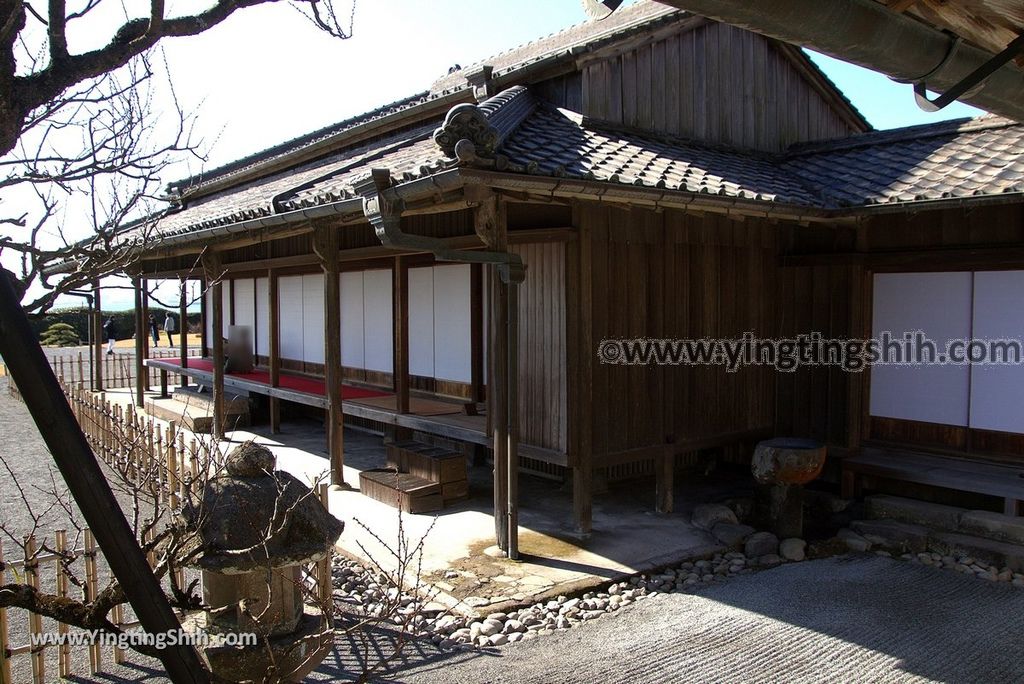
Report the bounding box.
[744,531,779,558]
[692,504,739,531]
[779,538,807,562]
[712,522,756,547]
[479,619,503,637]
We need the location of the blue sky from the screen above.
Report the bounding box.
[51,0,983,310]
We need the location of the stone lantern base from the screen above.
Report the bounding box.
[204,566,304,637]
[185,610,333,683]
[752,438,827,539]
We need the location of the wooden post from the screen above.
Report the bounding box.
[570,221,594,534]
[656,446,674,514]
[142,278,151,390]
[506,278,521,560]
[470,263,485,403]
[199,277,209,358]
[24,535,43,683]
[0,540,11,684]
[54,529,71,678]
[132,276,145,408]
[476,193,510,553]
[92,282,103,391]
[490,271,509,551]
[393,255,410,416]
[83,530,100,674]
[179,277,189,389]
[268,269,281,433]
[205,255,226,438]
[314,227,345,487]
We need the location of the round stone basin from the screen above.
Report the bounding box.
[752,438,827,486]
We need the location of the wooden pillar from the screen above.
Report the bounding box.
[506,277,521,560]
[204,255,226,438]
[315,227,345,487]
[570,221,594,534]
[92,280,103,392]
[489,267,509,550]
[268,269,281,434]
[199,277,209,358]
[228,278,236,326]
[393,255,410,416]
[132,277,145,408]
[178,278,189,389]
[476,193,511,553]
[470,263,485,403]
[141,279,150,390]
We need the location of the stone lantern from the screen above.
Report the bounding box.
[751,438,827,539]
[181,442,344,682]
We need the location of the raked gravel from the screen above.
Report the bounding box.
[390,554,1024,684]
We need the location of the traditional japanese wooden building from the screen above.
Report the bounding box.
[113,1,1024,553]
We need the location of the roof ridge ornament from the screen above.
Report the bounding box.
[433,86,537,169]
[433,103,501,162]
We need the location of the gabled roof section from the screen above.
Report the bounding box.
[428,1,679,94]
[168,1,689,203]
[499,106,822,206]
[168,92,428,193]
[785,114,1024,207]
[135,86,1024,250]
[166,1,870,208]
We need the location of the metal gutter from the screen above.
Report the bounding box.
[458,168,842,224]
[656,0,1024,122]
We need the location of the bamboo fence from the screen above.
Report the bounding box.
[0,379,333,682]
[46,348,191,390]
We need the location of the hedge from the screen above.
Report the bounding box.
[27,308,201,341]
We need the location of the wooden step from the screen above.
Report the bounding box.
[359,469,443,513]
[173,385,250,414]
[386,440,468,492]
[145,396,248,434]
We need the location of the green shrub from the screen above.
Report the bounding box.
[40,322,80,347]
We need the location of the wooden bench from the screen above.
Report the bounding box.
[841,447,1024,516]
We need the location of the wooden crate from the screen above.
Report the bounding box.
[359,469,443,513]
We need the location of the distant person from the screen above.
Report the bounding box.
[149,314,159,347]
[164,313,176,347]
[103,317,116,355]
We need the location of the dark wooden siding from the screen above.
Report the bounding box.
[572,203,861,466]
[579,22,861,152]
[513,241,568,453]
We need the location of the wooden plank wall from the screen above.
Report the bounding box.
[576,203,860,464]
[579,204,777,461]
[773,262,860,447]
[576,22,859,152]
[863,204,1024,255]
[512,242,568,454]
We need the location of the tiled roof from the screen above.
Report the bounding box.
[168,91,435,197]
[143,90,1024,243]
[428,1,681,94]
[152,123,444,237]
[784,115,1024,207]
[500,106,822,206]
